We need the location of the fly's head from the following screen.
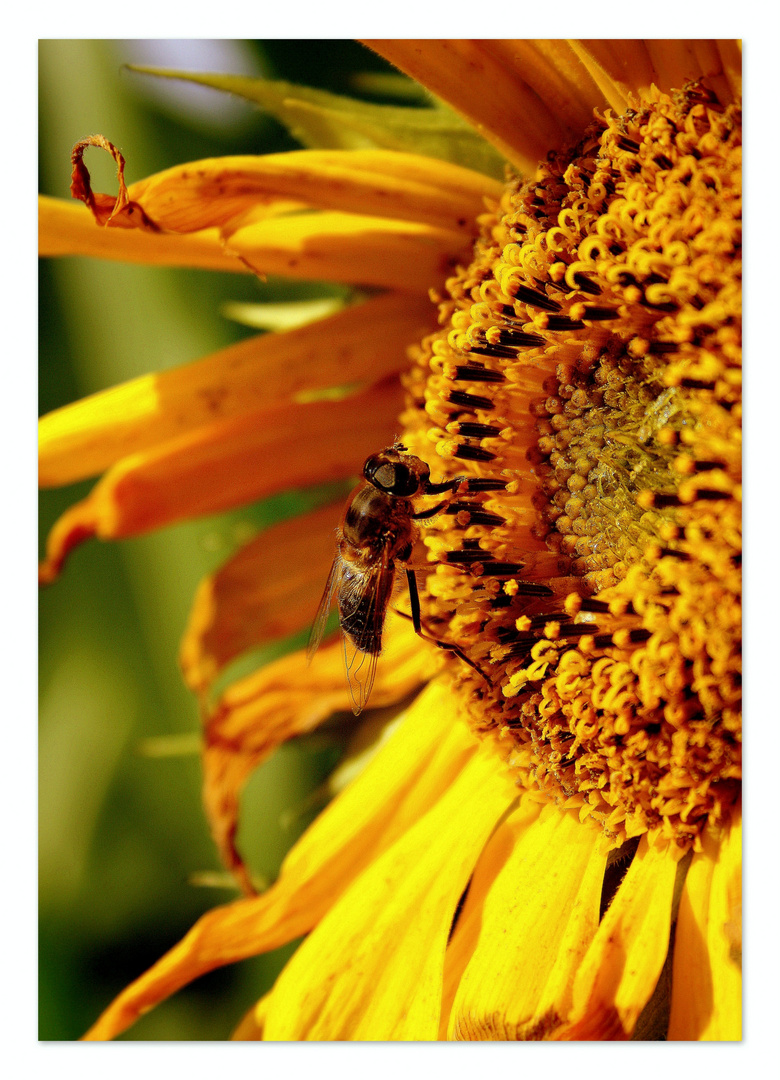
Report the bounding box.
[362,446,430,498]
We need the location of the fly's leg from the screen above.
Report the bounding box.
[420,475,464,496]
[402,568,491,684]
[421,475,507,496]
[458,478,508,492]
[411,500,450,521]
[413,481,508,521]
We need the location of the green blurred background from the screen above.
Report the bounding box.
[38,39,402,1041]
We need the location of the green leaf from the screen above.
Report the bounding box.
[348,71,430,104]
[126,65,507,180]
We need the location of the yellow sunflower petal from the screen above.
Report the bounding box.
[362,39,576,174]
[438,799,543,1036]
[83,680,476,1041]
[447,804,607,1039]
[179,501,344,697]
[569,39,741,110]
[39,291,432,487]
[40,196,471,293]
[224,211,471,292]
[39,378,403,584]
[261,740,517,1040]
[470,40,606,135]
[39,195,247,272]
[201,613,436,892]
[560,836,679,1039]
[566,40,656,111]
[714,40,743,99]
[231,996,269,1040]
[668,812,742,1040]
[644,40,736,102]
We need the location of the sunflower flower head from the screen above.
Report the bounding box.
[401,81,742,855]
[39,40,741,1043]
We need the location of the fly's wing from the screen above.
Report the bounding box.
[339,552,396,715]
[342,636,381,716]
[306,555,344,663]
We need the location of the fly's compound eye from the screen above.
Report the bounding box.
[364,454,419,496]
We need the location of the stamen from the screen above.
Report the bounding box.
[478,564,526,579]
[507,283,561,312]
[447,390,495,410]
[481,575,553,592]
[443,501,504,524]
[647,341,681,354]
[657,546,692,561]
[467,342,523,359]
[484,328,546,348]
[637,491,682,509]
[445,547,497,565]
[523,612,568,630]
[462,478,508,492]
[450,444,497,462]
[450,364,506,383]
[570,272,601,296]
[536,314,586,332]
[555,623,600,639]
[450,422,503,439]
[488,594,514,609]
[576,305,620,321]
[616,135,640,153]
[679,377,717,389]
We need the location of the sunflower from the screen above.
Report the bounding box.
[39,39,741,1041]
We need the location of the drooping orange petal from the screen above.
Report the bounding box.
[224,210,471,292]
[447,804,607,1039]
[179,501,344,697]
[73,139,500,237]
[39,377,403,585]
[39,196,247,272]
[201,612,437,893]
[261,741,517,1040]
[68,134,304,231]
[83,679,477,1040]
[668,811,742,1040]
[558,836,679,1039]
[362,39,577,174]
[70,135,138,226]
[130,150,500,236]
[39,291,433,488]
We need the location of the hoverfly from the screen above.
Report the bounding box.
[308,444,486,714]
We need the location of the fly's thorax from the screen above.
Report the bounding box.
[341,483,415,561]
